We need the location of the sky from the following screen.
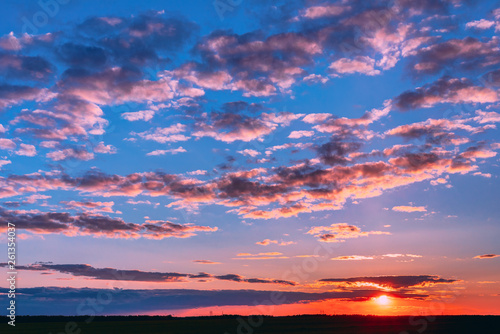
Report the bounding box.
[0,0,499,318]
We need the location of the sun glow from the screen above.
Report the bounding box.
[374,295,390,306]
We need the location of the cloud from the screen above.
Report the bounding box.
[331,254,422,261]
[256,239,278,246]
[235,252,289,260]
[303,102,391,141]
[58,67,180,105]
[134,124,190,143]
[193,111,301,143]
[126,199,154,205]
[0,209,217,239]
[238,149,261,157]
[0,159,11,169]
[410,37,500,75]
[392,205,427,213]
[473,172,491,178]
[319,275,458,290]
[56,43,107,68]
[459,145,497,161]
[0,53,54,82]
[121,110,155,122]
[256,239,296,246]
[385,117,490,145]
[193,260,221,264]
[307,223,391,243]
[303,74,328,84]
[13,99,108,141]
[190,29,322,96]
[62,201,115,213]
[329,56,381,76]
[1,262,295,286]
[0,138,16,150]
[237,252,284,257]
[170,63,232,91]
[394,77,498,111]
[466,19,496,30]
[474,110,500,124]
[0,32,54,51]
[315,138,362,166]
[146,147,187,156]
[0,84,49,110]
[0,287,427,315]
[474,254,500,259]
[331,255,375,261]
[70,13,197,74]
[212,274,295,286]
[0,133,488,219]
[300,4,350,19]
[383,254,422,258]
[187,170,207,176]
[289,130,314,139]
[93,142,117,154]
[46,147,94,161]
[79,12,197,57]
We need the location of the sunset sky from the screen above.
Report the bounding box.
[0,0,499,317]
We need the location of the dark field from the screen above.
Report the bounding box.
[2,315,500,334]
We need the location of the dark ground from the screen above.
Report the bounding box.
[1,315,499,334]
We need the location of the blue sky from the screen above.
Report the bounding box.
[0,0,500,316]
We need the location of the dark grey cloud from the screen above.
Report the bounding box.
[0,263,296,286]
[56,43,108,68]
[0,287,427,315]
[0,209,216,239]
[76,12,198,66]
[319,275,458,289]
[316,138,362,166]
[474,254,500,259]
[482,69,500,88]
[0,53,54,82]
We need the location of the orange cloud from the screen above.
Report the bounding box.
[307,223,391,243]
[474,254,500,259]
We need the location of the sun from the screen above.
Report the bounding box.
[374,295,390,306]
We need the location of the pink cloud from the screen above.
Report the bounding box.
[94,142,117,154]
[0,138,16,150]
[329,56,381,76]
[0,159,11,169]
[146,147,187,156]
[62,200,115,213]
[15,143,37,157]
[256,239,278,246]
[135,124,190,143]
[302,4,349,19]
[238,149,260,157]
[395,77,498,110]
[122,110,155,122]
[466,19,496,30]
[307,223,391,243]
[289,130,314,139]
[392,205,427,213]
[46,147,94,161]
